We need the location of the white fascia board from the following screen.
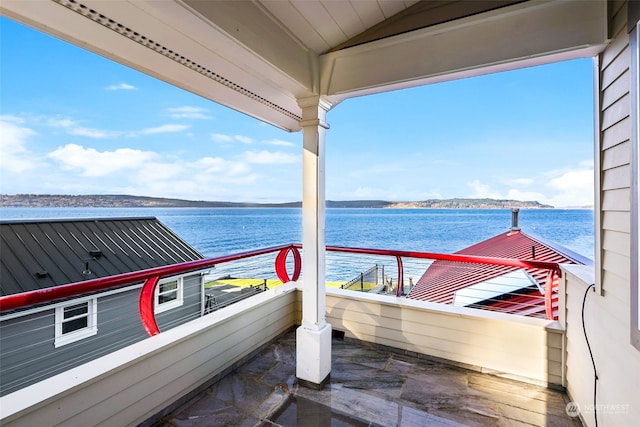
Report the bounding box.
[453,269,538,307]
[320,0,608,102]
[0,0,305,132]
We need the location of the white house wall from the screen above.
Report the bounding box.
[565,2,640,426]
[325,288,563,388]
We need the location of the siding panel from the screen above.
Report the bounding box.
[602,249,631,280]
[602,164,631,190]
[602,116,630,150]
[602,210,630,233]
[602,229,631,255]
[602,45,629,90]
[602,140,631,170]
[602,69,630,110]
[601,19,628,67]
[601,187,630,210]
[602,93,630,130]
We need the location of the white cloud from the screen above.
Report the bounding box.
[48,144,158,177]
[467,180,503,199]
[266,139,295,147]
[47,117,77,129]
[506,178,534,186]
[212,133,234,143]
[0,118,39,173]
[0,114,27,124]
[193,157,250,176]
[234,135,253,144]
[105,82,137,90]
[69,127,118,139]
[211,133,258,145]
[47,117,118,138]
[545,168,594,207]
[242,150,299,164]
[138,124,190,135]
[547,169,593,192]
[465,164,594,208]
[167,106,211,120]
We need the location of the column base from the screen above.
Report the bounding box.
[297,373,331,391]
[296,323,332,390]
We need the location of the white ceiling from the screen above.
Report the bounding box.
[258,0,421,54]
[1,0,609,132]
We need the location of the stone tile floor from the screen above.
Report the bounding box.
[155,331,581,426]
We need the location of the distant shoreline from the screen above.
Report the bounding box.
[0,194,562,209]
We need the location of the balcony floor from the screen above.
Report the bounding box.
[154,330,580,427]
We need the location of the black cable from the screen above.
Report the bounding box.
[581,283,598,427]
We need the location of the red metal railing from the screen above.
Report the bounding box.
[0,243,561,335]
[0,244,302,336]
[314,245,561,319]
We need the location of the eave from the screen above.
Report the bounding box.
[1,0,609,130]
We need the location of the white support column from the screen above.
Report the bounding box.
[296,96,332,389]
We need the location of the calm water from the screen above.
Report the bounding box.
[0,207,594,281]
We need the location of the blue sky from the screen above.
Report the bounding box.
[1,17,594,207]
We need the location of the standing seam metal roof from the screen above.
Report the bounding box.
[0,217,203,296]
[406,230,588,318]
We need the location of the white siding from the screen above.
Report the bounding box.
[565,3,640,426]
[0,285,299,427]
[325,288,564,387]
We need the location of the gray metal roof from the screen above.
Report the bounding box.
[0,217,204,296]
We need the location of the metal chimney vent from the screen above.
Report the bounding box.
[511,208,520,231]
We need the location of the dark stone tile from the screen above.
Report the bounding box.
[159,330,580,427]
[332,344,391,370]
[260,364,296,389]
[332,359,405,398]
[208,374,275,414]
[401,376,499,427]
[236,353,279,381]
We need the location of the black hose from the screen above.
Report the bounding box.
[581,283,598,427]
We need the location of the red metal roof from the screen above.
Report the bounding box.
[406,229,585,319]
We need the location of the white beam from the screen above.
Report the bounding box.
[320,0,609,102]
[0,0,305,131]
[296,95,332,389]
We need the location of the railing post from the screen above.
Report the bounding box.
[396,256,404,297]
[275,246,301,283]
[139,276,160,336]
[545,268,561,320]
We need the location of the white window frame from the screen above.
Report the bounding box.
[54,298,98,348]
[154,276,184,314]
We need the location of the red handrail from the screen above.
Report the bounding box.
[319,245,561,271]
[293,244,561,319]
[0,244,295,313]
[1,243,562,328]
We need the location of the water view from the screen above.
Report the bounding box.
[0,207,594,283]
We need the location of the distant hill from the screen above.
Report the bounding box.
[387,198,553,209]
[0,194,553,209]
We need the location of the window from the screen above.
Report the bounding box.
[54,299,98,347]
[155,277,184,313]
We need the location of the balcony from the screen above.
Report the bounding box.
[0,245,581,426]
